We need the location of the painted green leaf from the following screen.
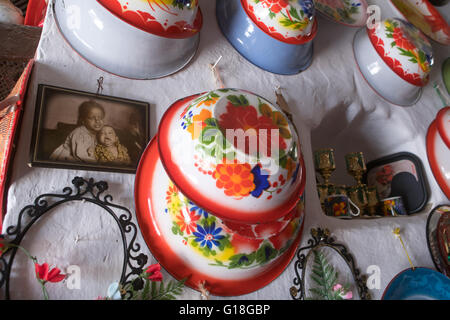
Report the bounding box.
[204,118,218,127]
[227,94,249,106]
[259,103,272,118]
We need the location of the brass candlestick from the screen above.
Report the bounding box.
[317,184,333,210]
[366,186,380,216]
[345,152,367,186]
[314,149,336,186]
[347,185,369,216]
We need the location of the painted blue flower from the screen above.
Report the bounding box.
[300,0,315,18]
[193,222,224,249]
[189,202,208,218]
[251,165,270,198]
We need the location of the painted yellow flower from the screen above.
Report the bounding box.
[166,182,182,215]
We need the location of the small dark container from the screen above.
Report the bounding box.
[365,152,429,214]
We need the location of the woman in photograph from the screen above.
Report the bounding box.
[49,100,105,163]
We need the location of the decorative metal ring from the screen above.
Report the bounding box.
[0,177,148,300]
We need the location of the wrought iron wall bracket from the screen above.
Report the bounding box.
[0,176,148,300]
[290,228,371,300]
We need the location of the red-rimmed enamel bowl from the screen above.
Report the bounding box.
[240,0,317,45]
[426,120,450,199]
[134,137,305,296]
[314,0,368,27]
[437,107,450,149]
[54,0,201,79]
[97,0,203,39]
[158,89,306,224]
[353,18,434,106]
[216,0,316,75]
[388,0,450,45]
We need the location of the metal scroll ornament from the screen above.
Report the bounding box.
[290,228,371,300]
[0,177,148,300]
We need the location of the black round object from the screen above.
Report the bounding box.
[390,172,426,213]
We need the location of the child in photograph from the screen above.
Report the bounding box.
[49,100,105,163]
[94,125,131,165]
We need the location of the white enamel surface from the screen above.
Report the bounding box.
[437,108,450,148]
[370,19,433,85]
[150,159,300,280]
[353,28,422,106]
[166,90,303,218]
[104,0,199,31]
[53,0,199,79]
[432,126,450,189]
[241,0,315,40]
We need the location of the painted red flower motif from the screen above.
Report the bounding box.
[218,102,286,156]
[376,165,394,186]
[261,0,289,14]
[424,14,450,37]
[392,27,415,51]
[34,263,66,283]
[175,208,201,235]
[145,263,163,282]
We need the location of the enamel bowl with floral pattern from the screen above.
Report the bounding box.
[388,0,450,45]
[353,18,434,106]
[314,0,368,27]
[216,0,318,75]
[53,0,202,79]
[134,136,305,296]
[157,89,306,225]
[427,107,450,198]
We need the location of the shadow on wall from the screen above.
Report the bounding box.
[310,101,418,187]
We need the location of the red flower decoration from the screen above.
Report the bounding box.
[175,208,201,235]
[424,14,450,37]
[392,27,415,51]
[261,0,289,14]
[218,102,286,156]
[376,165,394,186]
[145,263,163,282]
[34,263,66,283]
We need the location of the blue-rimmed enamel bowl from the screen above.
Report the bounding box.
[216,0,318,75]
[382,267,450,300]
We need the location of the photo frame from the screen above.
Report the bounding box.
[30,84,150,174]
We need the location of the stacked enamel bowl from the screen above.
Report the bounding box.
[216,0,317,75]
[353,18,434,106]
[135,89,307,296]
[54,0,202,79]
[427,107,450,199]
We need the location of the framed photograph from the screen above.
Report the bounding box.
[30,84,150,174]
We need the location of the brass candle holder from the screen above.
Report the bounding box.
[366,186,380,217]
[347,185,369,216]
[345,152,367,186]
[317,184,334,210]
[314,149,336,186]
